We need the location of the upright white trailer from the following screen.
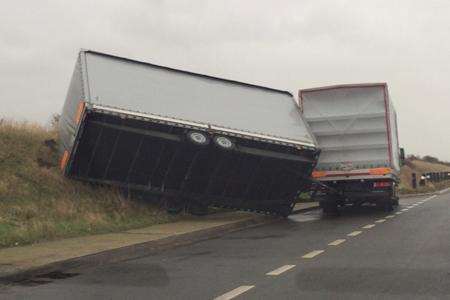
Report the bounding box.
[300,83,404,213]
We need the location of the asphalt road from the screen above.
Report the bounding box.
[1,193,449,299]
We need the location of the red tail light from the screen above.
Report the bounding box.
[373,181,392,188]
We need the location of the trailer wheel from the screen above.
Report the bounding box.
[187,131,210,146]
[213,136,235,150]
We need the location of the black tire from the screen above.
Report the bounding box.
[392,184,399,206]
[320,200,339,216]
[376,199,393,212]
[187,131,210,146]
[393,197,399,206]
[213,136,235,150]
[188,201,209,216]
[274,203,295,217]
[384,201,394,212]
[165,197,185,215]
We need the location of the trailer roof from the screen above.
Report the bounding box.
[83,50,292,96]
[77,49,316,147]
[299,83,387,94]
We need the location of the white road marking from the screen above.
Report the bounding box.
[328,239,346,246]
[214,286,255,300]
[288,213,320,223]
[375,219,386,223]
[401,209,409,211]
[407,206,414,209]
[302,250,325,258]
[266,265,296,276]
[396,212,403,215]
[386,215,395,218]
[421,195,437,203]
[439,188,450,194]
[347,231,362,237]
[362,224,375,229]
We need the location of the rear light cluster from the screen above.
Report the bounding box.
[373,181,392,188]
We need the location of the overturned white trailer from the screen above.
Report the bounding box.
[59,49,319,216]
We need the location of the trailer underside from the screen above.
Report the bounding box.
[65,111,318,216]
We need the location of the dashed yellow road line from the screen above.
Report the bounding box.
[214,285,255,300]
[347,231,362,237]
[328,239,346,246]
[266,265,296,276]
[302,250,325,258]
[375,219,386,223]
[362,224,375,229]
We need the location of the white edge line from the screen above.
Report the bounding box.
[214,285,255,300]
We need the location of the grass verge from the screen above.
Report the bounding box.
[0,120,176,249]
[399,180,450,195]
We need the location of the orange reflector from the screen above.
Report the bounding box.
[369,168,392,175]
[60,150,69,171]
[74,101,85,124]
[312,171,327,178]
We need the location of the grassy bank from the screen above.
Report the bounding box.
[0,120,175,248]
[399,158,450,194]
[399,180,450,195]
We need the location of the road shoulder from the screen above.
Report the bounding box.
[0,203,318,283]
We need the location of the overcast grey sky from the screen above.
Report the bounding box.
[1,0,449,160]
